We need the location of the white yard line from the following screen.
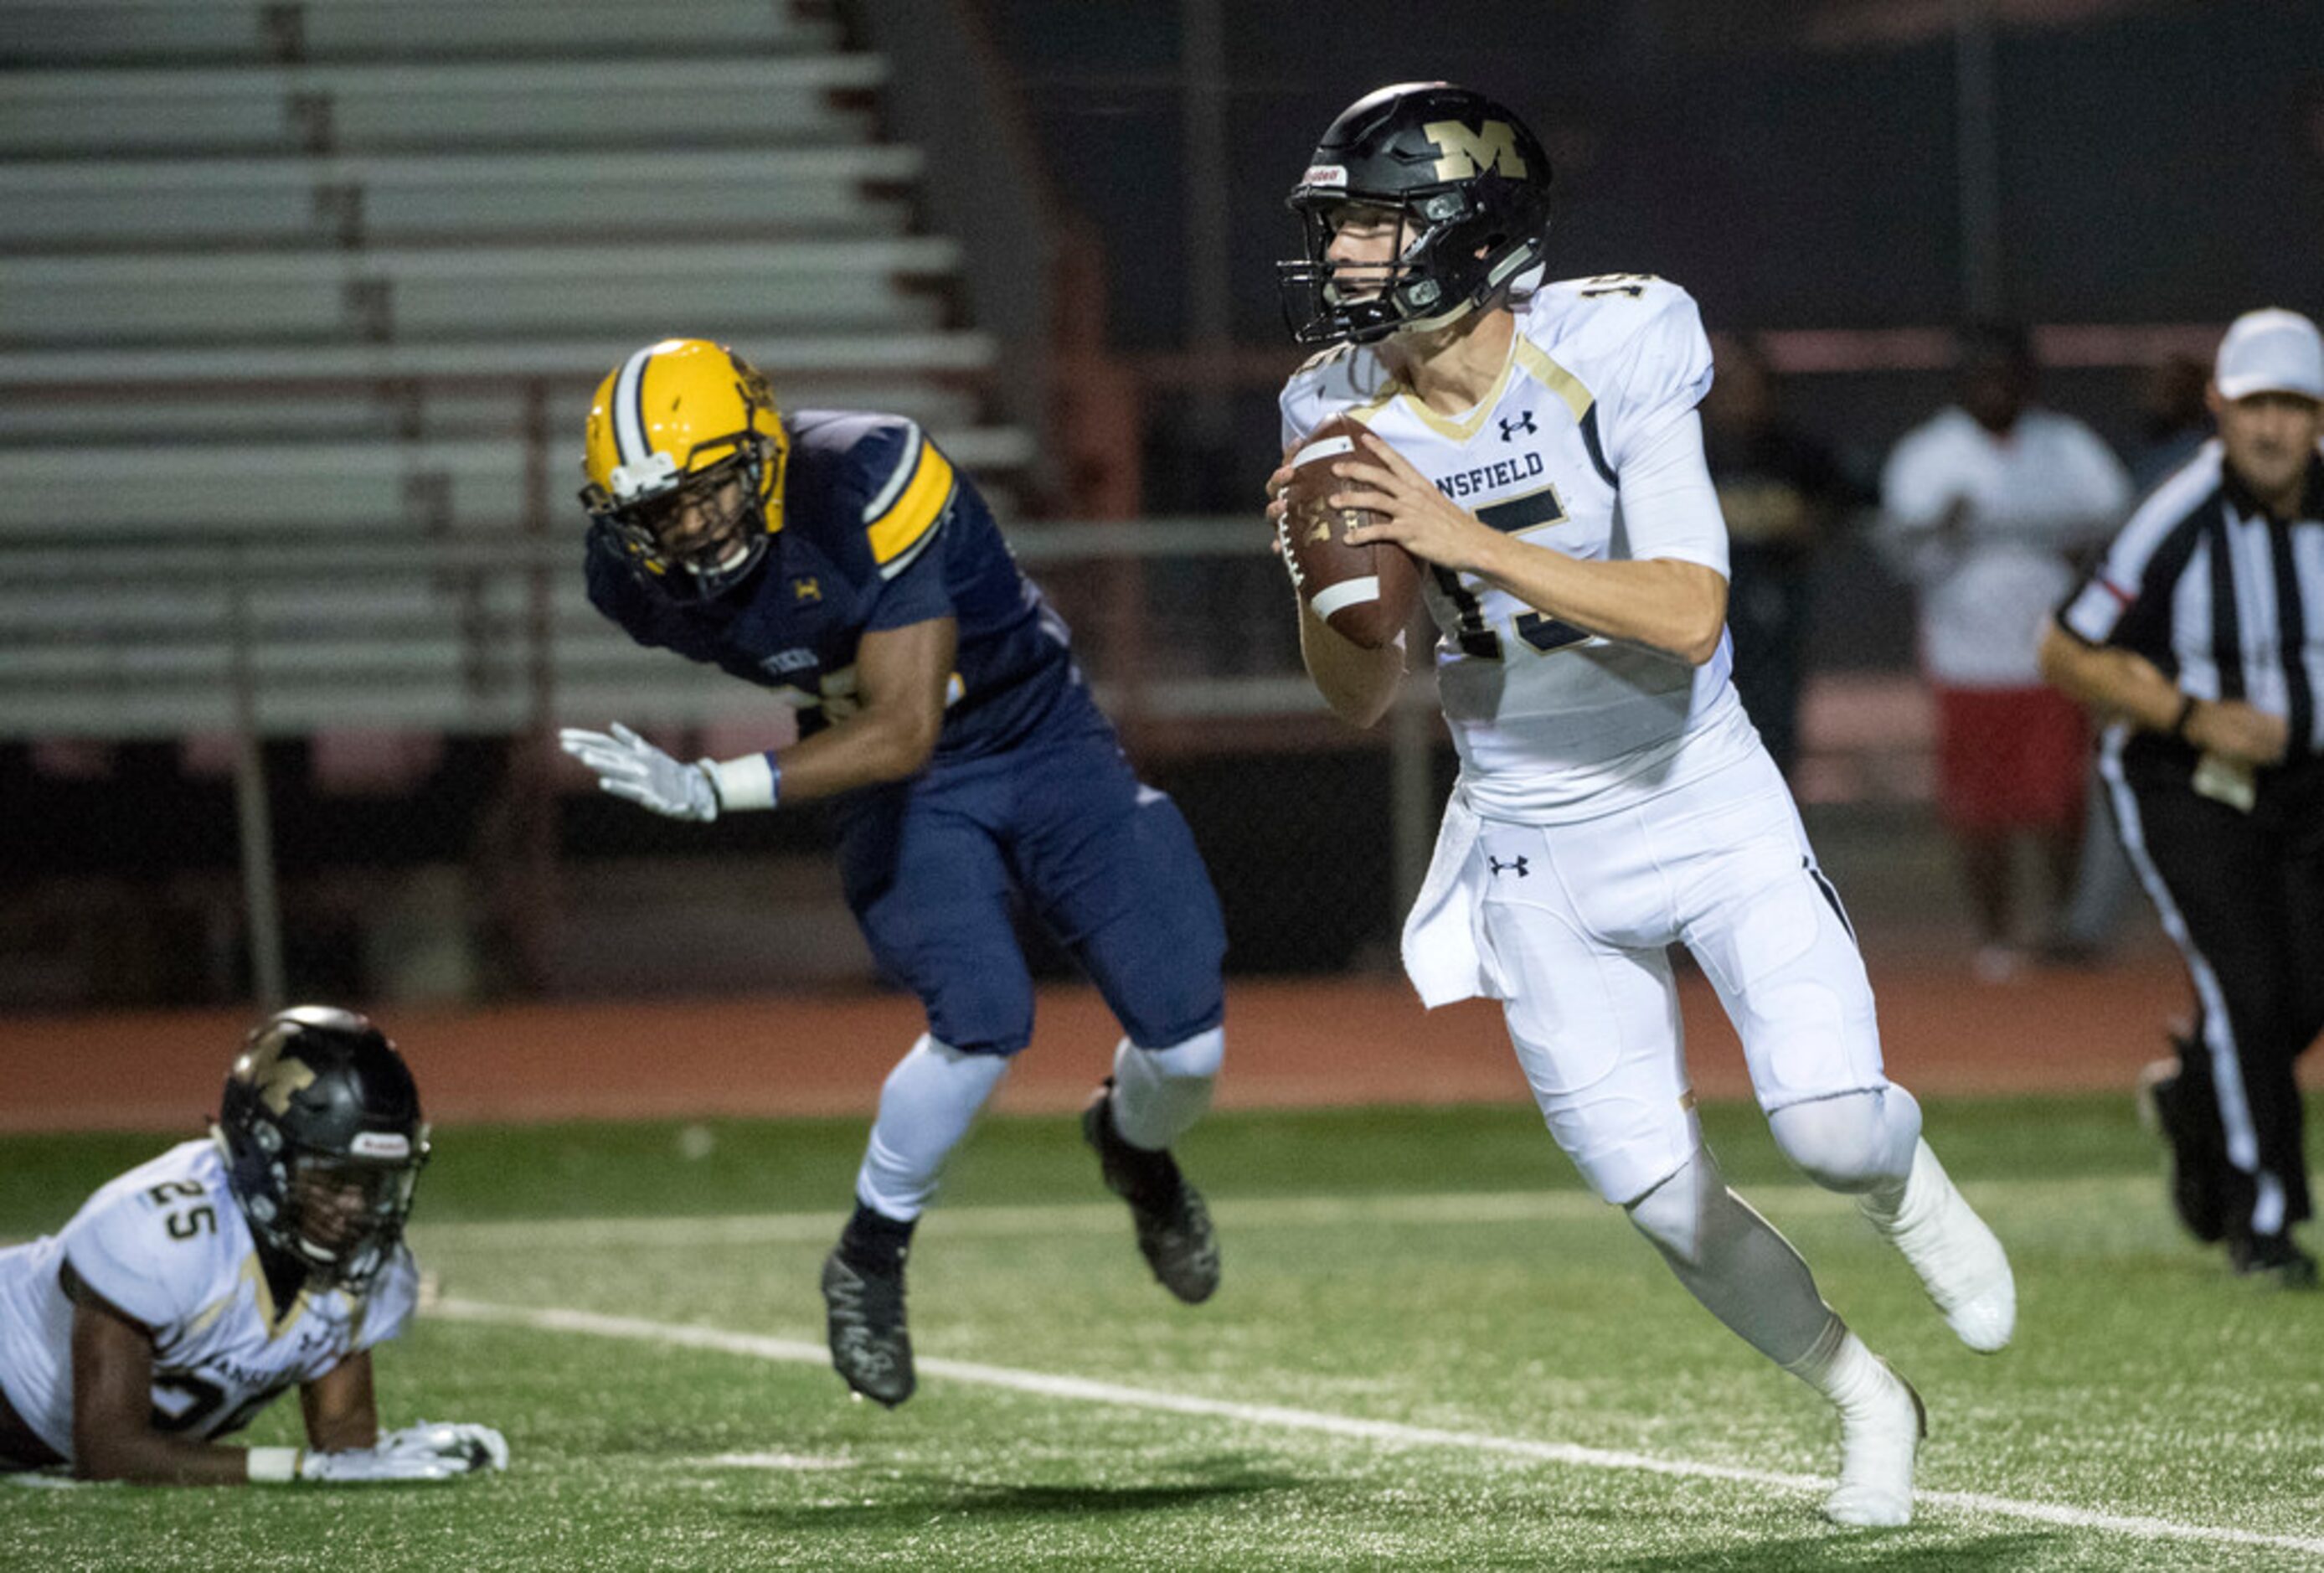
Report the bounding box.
[411,1191,1641,1251]
[3,1177,2132,1260]
[431,1295,2324,1559]
[410,1175,2136,1254]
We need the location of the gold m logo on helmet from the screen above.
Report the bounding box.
[1422,120,1528,182]
[238,1040,319,1116]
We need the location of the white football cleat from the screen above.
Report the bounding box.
[1861,1139,2016,1353]
[1822,1356,1925,1529]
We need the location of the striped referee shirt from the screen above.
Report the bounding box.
[2057,440,2324,760]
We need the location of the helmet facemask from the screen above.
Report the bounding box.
[1280,186,1546,348]
[1275,82,1554,348]
[287,1142,425,1290]
[214,1006,430,1296]
[214,1115,429,1294]
[582,435,779,602]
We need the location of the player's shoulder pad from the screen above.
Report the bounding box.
[60,1142,228,1327]
[1525,276,1712,462]
[792,410,957,580]
[1528,274,1706,379]
[1279,339,1397,441]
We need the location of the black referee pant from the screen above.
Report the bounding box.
[2110,745,2324,1246]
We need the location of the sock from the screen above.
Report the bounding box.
[837,1201,915,1273]
[853,1034,1011,1221]
[1624,1145,1837,1367]
[1783,1318,1885,1412]
[1106,1027,1223,1152]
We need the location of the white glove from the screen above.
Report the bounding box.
[286,1443,471,1484]
[559,722,719,822]
[377,1419,511,1474]
[293,1447,456,1483]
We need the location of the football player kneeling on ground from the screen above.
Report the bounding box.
[0,1007,506,1485]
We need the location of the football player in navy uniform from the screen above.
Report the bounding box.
[0,1008,505,1484]
[560,339,1229,1408]
[1267,84,2015,1526]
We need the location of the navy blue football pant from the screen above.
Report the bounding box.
[835,717,1226,1056]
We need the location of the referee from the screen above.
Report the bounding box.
[2039,307,2324,1287]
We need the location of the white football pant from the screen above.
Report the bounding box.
[1476,746,1897,1204]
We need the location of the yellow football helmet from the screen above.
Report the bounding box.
[580,338,791,600]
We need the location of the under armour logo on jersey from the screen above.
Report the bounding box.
[1487,854,1530,878]
[791,577,822,602]
[1498,410,1537,442]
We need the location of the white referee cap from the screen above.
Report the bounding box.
[2214,307,2324,402]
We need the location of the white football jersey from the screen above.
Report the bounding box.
[1281,274,1757,822]
[0,1140,417,1460]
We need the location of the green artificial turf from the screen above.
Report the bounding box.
[4,1097,2319,1570]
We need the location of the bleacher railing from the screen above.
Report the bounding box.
[0,503,1445,1006]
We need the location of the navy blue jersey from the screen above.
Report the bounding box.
[586,411,1083,766]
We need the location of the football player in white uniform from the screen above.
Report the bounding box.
[1268,83,2016,1528]
[0,1007,505,1485]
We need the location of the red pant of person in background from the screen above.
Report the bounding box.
[1933,683,2088,978]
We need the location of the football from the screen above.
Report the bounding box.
[1279,415,1420,649]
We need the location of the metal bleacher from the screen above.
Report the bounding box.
[0,1,1040,742]
[0,147,925,250]
[0,239,965,343]
[4,1,848,65]
[0,60,887,157]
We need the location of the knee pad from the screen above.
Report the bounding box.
[1131,1024,1225,1080]
[1108,1028,1222,1150]
[1768,1087,1921,1194]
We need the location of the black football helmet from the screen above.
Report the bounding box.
[213,1006,430,1293]
[1279,82,1554,347]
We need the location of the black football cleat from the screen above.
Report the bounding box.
[1082,1080,1220,1304]
[2229,1232,2320,1290]
[821,1247,915,1407]
[2137,1058,2227,1244]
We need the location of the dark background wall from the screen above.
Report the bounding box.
[13,3,2320,1009]
[961,0,2324,665]
[992,0,2323,348]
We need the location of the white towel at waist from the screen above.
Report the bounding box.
[1399,788,1508,1008]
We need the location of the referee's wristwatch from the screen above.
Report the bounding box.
[2168,692,2201,741]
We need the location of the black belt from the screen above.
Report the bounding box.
[0,1377,65,1471]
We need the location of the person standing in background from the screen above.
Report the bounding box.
[1879,323,2132,980]
[1703,333,1864,780]
[2128,353,2217,493]
[2038,307,2324,1287]
[2048,352,2215,965]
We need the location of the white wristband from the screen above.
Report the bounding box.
[708,751,781,812]
[246,1445,302,1483]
